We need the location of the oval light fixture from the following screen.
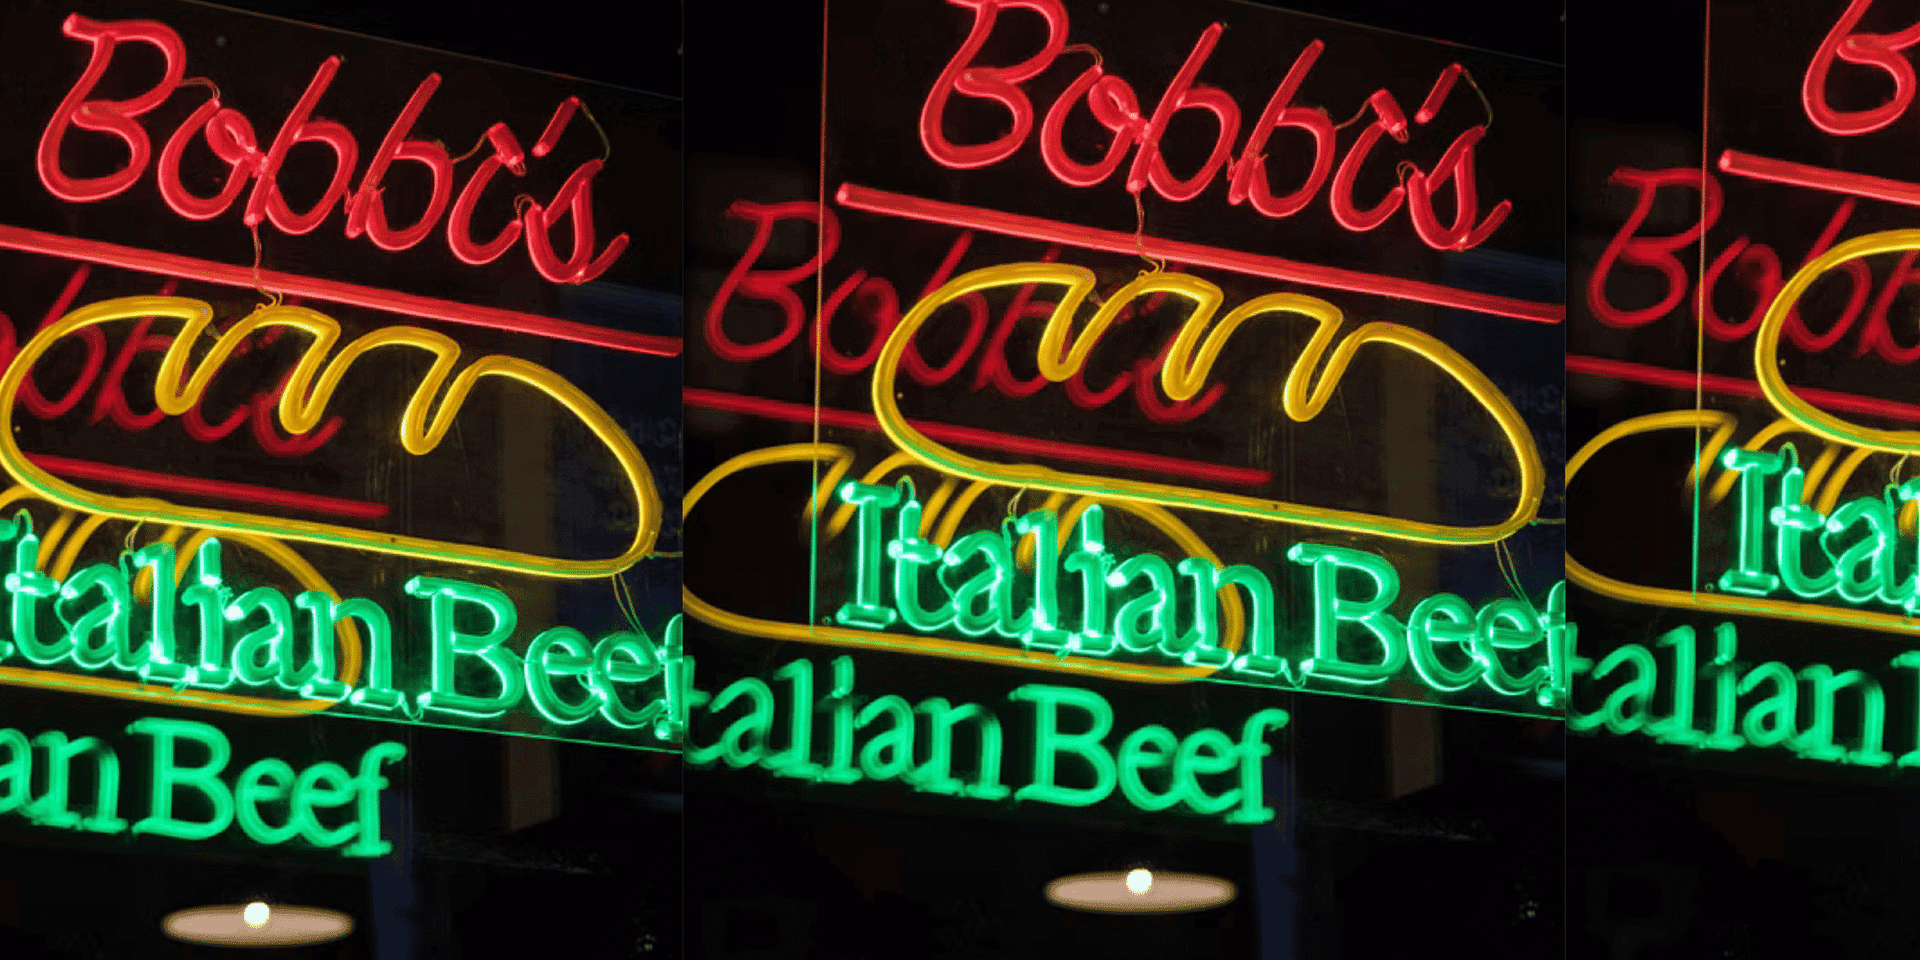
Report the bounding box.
[1045,869,1237,914]
[163,902,354,947]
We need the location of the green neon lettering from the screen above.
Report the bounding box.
[1824,497,1905,606]
[1172,727,1240,816]
[1061,506,1114,655]
[234,758,300,845]
[945,528,1015,637]
[699,677,774,768]
[889,498,954,632]
[1406,594,1482,692]
[1589,643,1657,736]
[340,599,403,712]
[1702,623,1744,751]
[1474,597,1550,698]
[1539,582,1572,709]
[1895,651,1920,768]
[820,655,861,784]
[226,586,291,687]
[1794,664,1891,766]
[654,615,688,743]
[1170,558,1232,667]
[1015,510,1072,651]
[1771,462,1836,600]
[178,540,231,687]
[1009,684,1115,807]
[1109,554,1173,652]
[407,577,525,719]
[767,658,824,778]
[1291,543,1407,684]
[344,741,406,858]
[57,562,130,672]
[1737,661,1797,747]
[0,729,26,815]
[1217,564,1281,677]
[29,731,125,833]
[290,592,351,701]
[835,481,901,629]
[1718,447,1784,595]
[291,761,359,848]
[129,542,177,679]
[128,717,233,842]
[912,699,1009,799]
[524,627,599,725]
[1226,708,1289,825]
[1645,626,1706,747]
[855,694,915,781]
[592,630,665,730]
[9,533,64,666]
[1116,725,1180,812]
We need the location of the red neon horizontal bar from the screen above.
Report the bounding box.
[1719,149,1920,208]
[835,183,1564,325]
[684,387,1274,487]
[1566,354,1920,424]
[28,453,391,520]
[0,224,681,357]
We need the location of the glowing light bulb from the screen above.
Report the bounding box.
[243,902,270,928]
[1125,869,1153,896]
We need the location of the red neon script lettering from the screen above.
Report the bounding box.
[919,0,1067,169]
[37,16,185,203]
[38,16,625,284]
[1803,0,1920,136]
[916,5,1511,250]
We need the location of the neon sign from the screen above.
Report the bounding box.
[0,510,685,744]
[686,653,1289,823]
[0,713,404,856]
[829,480,1566,706]
[38,14,627,284]
[915,0,1510,251]
[0,294,662,579]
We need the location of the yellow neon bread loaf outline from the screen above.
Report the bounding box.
[870,263,1544,545]
[683,443,1251,684]
[1754,229,1920,455]
[0,296,660,579]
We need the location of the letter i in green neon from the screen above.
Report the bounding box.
[1015,510,1073,652]
[1900,479,1920,614]
[179,540,232,687]
[1717,447,1783,596]
[835,482,901,629]
[890,498,954,632]
[1701,623,1744,751]
[129,543,175,677]
[819,656,861,784]
[767,658,823,779]
[1061,506,1114,655]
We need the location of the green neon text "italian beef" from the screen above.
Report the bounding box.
[832,481,1566,706]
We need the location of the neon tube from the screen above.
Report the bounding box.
[0,224,679,357]
[835,184,1562,324]
[1719,150,1920,209]
[1565,354,1920,425]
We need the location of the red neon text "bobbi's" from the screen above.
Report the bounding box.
[917,0,1509,251]
[36,15,628,285]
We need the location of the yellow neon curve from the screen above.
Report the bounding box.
[869,263,1545,546]
[1567,409,1920,640]
[0,491,363,717]
[1755,229,1920,455]
[683,443,1249,684]
[0,296,660,579]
